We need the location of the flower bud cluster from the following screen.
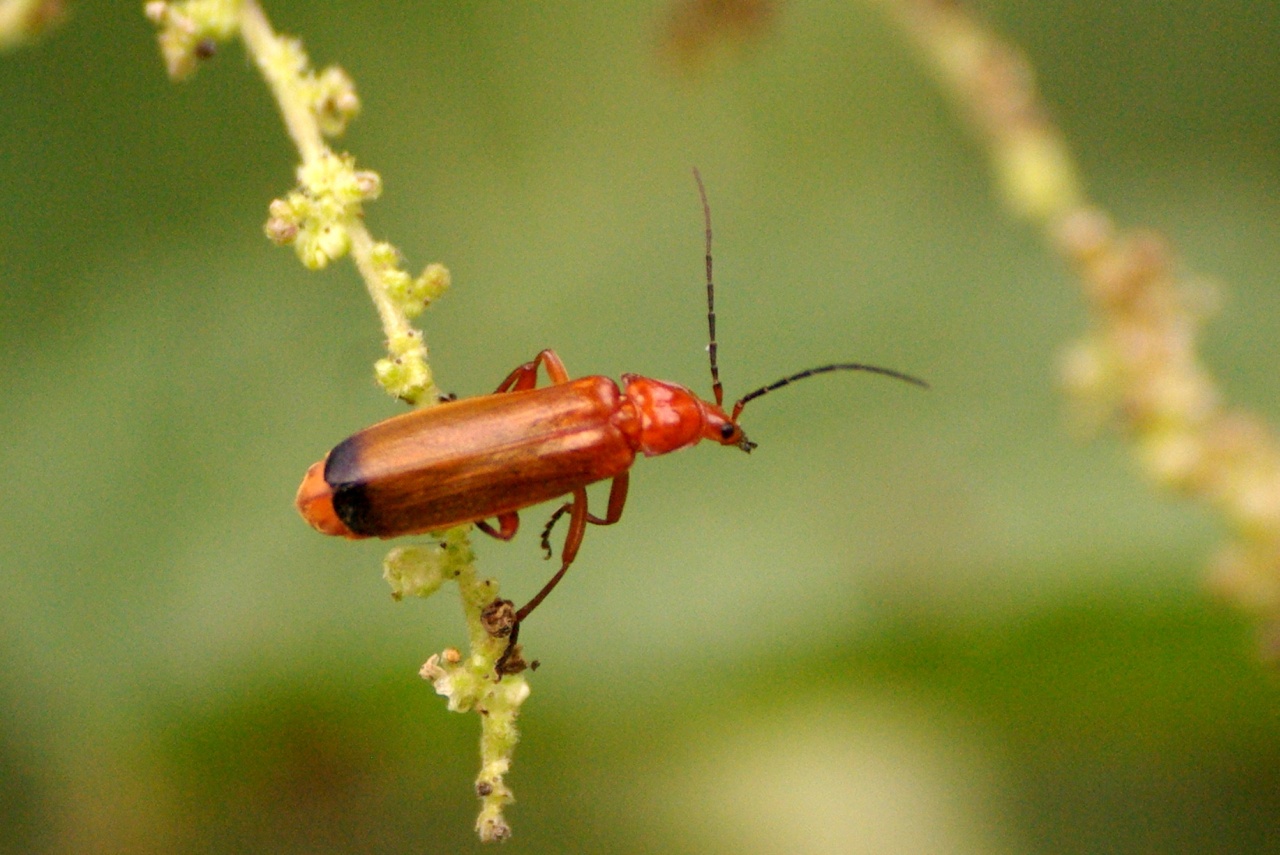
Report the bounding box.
[145,0,238,80]
[264,151,380,269]
[1058,210,1280,631]
[889,0,1280,649]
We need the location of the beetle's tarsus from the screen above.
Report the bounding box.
[493,619,527,677]
[539,504,571,559]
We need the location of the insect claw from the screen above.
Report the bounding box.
[493,631,529,677]
[494,640,530,677]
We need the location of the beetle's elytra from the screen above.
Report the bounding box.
[299,375,636,539]
[297,170,927,673]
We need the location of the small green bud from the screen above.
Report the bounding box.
[383,269,413,303]
[3,0,66,50]
[386,328,424,357]
[370,241,399,267]
[375,349,430,402]
[313,65,361,136]
[146,0,240,80]
[264,198,300,244]
[295,221,350,269]
[354,170,382,200]
[314,221,351,260]
[416,263,451,302]
[384,545,448,599]
[298,151,360,203]
[395,263,451,318]
[996,132,1081,223]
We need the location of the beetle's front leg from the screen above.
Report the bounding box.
[493,349,571,393]
[592,472,629,527]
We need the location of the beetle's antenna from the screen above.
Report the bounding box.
[730,363,928,421]
[693,167,724,407]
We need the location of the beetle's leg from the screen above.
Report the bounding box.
[495,617,524,675]
[589,472,629,526]
[497,476,629,675]
[522,486,588,620]
[493,349,571,393]
[476,512,520,541]
[539,472,629,557]
[494,486,591,676]
[539,505,571,559]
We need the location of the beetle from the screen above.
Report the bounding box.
[296,170,927,673]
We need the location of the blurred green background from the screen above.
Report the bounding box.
[4,1,1280,852]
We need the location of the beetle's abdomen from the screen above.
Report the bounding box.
[303,376,635,539]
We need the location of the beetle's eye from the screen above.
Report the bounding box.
[720,423,735,440]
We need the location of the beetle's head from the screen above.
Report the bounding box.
[703,406,756,453]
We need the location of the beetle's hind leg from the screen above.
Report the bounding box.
[495,475,630,676]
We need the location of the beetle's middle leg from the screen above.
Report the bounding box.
[476,512,520,541]
[539,473,629,557]
[493,349,571,394]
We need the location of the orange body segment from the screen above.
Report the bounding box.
[297,375,640,539]
[296,459,355,537]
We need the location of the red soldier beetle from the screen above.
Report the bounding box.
[296,170,927,674]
